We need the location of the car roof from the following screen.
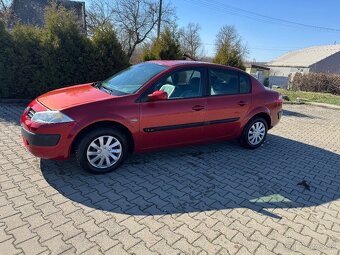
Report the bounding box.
[148,60,243,72]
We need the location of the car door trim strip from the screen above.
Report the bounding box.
[143,117,240,132]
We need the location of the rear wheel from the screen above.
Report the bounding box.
[239,117,268,149]
[75,127,129,174]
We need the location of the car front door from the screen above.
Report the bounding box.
[203,68,252,140]
[138,67,207,150]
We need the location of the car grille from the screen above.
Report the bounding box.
[27,108,36,119]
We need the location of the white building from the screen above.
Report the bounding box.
[267,44,340,88]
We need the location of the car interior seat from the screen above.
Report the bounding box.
[180,77,201,98]
[211,77,239,95]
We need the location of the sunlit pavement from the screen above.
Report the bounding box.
[0,103,339,254]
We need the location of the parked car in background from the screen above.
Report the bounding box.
[21,61,283,174]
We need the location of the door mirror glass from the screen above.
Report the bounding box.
[148,90,168,101]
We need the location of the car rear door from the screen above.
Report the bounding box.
[203,68,252,140]
[138,67,207,150]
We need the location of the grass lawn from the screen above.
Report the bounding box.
[273,88,340,106]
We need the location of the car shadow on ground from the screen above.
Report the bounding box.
[283,109,318,119]
[0,103,26,126]
[40,134,340,219]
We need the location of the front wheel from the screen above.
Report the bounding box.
[239,117,268,149]
[75,127,129,174]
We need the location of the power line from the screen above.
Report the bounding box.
[200,42,297,52]
[249,47,297,52]
[182,0,340,32]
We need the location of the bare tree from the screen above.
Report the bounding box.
[179,23,204,60]
[86,0,115,34]
[87,0,175,60]
[0,0,11,24]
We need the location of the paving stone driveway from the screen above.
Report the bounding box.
[0,103,339,255]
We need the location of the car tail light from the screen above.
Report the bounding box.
[275,94,283,105]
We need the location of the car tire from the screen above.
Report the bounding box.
[75,127,129,174]
[239,117,268,149]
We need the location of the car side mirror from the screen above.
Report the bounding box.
[148,90,168,101]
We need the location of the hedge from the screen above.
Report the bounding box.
[292,72,340,96]
[0,7,129,99]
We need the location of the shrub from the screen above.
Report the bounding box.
[9,25,45,98]
[263,77,269,87]
[142,27,182,61]
[291,72,340,95]
[91,24,129,81]
[0,6,129,99]
[0,21,14,98]
[40,6,92,89]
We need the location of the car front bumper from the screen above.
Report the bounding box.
[21,100,76,160]
[21,126,60,147]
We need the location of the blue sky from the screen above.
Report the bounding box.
[81,0,340,62]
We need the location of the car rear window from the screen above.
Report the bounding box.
[209,69,252,96]
[240,74,251,94]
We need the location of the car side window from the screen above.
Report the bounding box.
[146,69,204,100]
[209,69,239,96]
[240,74,251,94]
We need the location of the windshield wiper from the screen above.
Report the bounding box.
[92,81,102,88]
[100,85,114,95]
[93,81,113,95]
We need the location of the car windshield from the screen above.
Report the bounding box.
[100,63,167,95]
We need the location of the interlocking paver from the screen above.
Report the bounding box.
[105,244,130,255]
[65,233,95,254]
[1,214,27,231]
[134,227,162,247]
[78,220,105,239]
[15,236,48,255]
[33,223,60,243]
[173,237,202,254]
[42,234,75,255]
[0,103,339,254]
[8,225,36,245]
[0,238,22,255]
[90,231,119,252]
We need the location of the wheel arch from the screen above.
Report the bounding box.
[70,120,135,155]
[243,105,272,130]
[249,112,271,129]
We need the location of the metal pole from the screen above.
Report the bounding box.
[157,0,162,38]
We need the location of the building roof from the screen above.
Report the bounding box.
[268,44,340,68]
[245,63,270,70]
[10,0,86,32]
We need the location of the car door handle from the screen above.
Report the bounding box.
[238,101,248,106]
[192,105,205,111]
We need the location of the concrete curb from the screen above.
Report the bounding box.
[283,101,340,110]
[283,101,304,105]
[306,102,340,110]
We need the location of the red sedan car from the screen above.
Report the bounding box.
[21,61,282,173]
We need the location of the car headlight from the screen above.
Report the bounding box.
[31,111,74,124]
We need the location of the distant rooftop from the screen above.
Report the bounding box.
[245,63,270,70]
[9,0,86,32]
[268,44,340,67]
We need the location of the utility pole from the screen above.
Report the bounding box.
[157,0,162,39]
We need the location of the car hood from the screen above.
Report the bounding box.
[37,83,115,110]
